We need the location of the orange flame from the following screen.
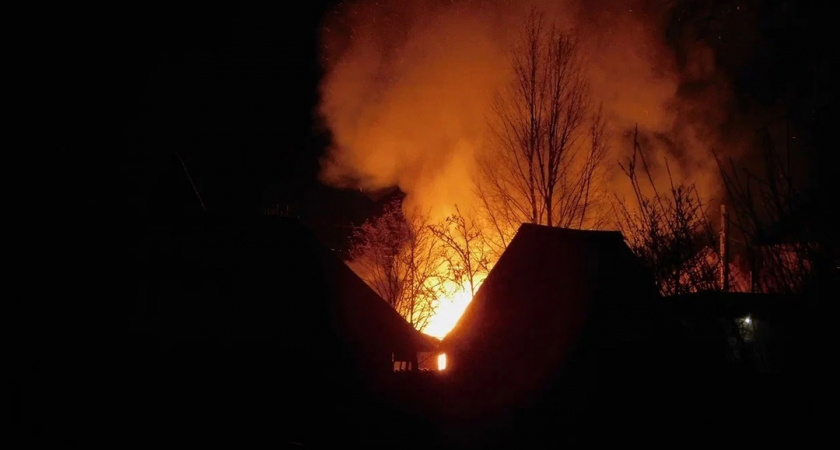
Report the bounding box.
[437,353,447,370]
[318,0,741,233]
[423,278,484,339]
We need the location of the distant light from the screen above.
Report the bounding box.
[744,316,751,325]
[437,353,447,371]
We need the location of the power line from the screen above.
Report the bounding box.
[175,151,206,212]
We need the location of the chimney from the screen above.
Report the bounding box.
[720,204,729,292]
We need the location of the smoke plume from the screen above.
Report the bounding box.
[316,0,766,221]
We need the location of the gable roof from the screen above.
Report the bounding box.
[439,223,658,407]
[444,223,654,349]
[111,215,441,447]
[141,215,438,354]
[681,246,752,293]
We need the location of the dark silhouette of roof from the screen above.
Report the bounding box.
[141,214,438,356]
[433,224,822,448]
[30,214,437,447]
[440,223,659,415]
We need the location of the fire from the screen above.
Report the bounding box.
[437,353,447,370]
[423,279,482,339]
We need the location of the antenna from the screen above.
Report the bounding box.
[175,151,206,212]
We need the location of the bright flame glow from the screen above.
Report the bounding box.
[437,353,447,371]
[423,279,482,339]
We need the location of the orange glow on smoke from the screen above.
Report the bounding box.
[317,0,738,228]
[320,0,753,343]
[437,353,447,370]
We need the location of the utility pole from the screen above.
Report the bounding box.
[175,151,206,212]
[720,204,729,292]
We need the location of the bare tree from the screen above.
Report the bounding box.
[428,205,490,298]
[613,126,719,296]
[715,126,827,294]
[347,198,446,330]
[477,9,607,249]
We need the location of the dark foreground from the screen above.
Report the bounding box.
[15,220,831,448]
[16,304,829,448]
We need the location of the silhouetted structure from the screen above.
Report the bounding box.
[653,289,828,447]
[24,215,439,448]
[663,291,795,373]
[438,224,661,446]
[432,224,821,448]
[136,215,441,446]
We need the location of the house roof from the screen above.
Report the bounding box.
[441,223,656,367]
[683,246,752,293]
[443,223,653,346]
[141,214,438,353]
[436,223,659,412]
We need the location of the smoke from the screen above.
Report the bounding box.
[316,0,765,222]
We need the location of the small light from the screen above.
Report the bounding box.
[744,316,751,324]
[437,353,447,371]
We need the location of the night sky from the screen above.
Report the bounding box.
[47,2,388,252]
[47,1,836,249]
[22,3,839,444]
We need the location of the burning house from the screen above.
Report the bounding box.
[123,216,439,445]
[442,224,658,389]
[433,223,814,447]
[434,224,667,445]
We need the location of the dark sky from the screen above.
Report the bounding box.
[666,0,838,213]
[46,1,837,250]
[47,2,391,251]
